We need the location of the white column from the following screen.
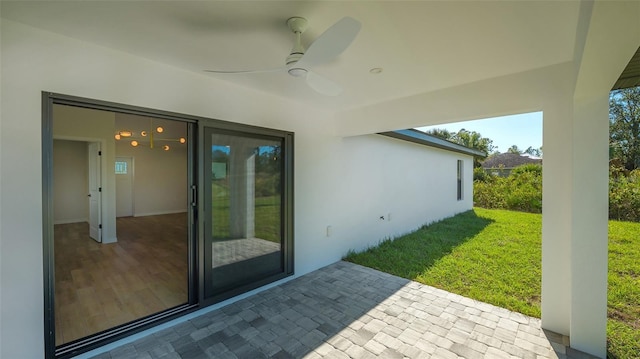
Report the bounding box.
[229,144,256,239]
[570,94,609,357]
[541,104,573,336]
[541,93,609,358]
[245,152,256,238]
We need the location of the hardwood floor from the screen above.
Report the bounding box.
[54,213,189,346]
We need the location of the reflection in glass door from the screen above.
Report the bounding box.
[203,127,293,301]
[51,105,193,349]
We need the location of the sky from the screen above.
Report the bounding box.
[416,112,543,154]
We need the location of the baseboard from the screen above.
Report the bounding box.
[133,210,187,217]
[54,218,88,225]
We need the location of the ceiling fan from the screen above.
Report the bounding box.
[205,16,361,96]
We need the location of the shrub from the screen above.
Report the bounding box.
[511,163,542,176]
[473,167,491,182]
[474,164,542,213]
[475,163,640,220]
[609,168,640,222]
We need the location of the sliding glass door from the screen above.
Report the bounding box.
[43,93,293,358]
[202,127,293,302]
[43,94,198,358]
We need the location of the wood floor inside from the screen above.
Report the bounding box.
[54,213,189,346]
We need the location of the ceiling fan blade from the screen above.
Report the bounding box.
[297,17,361,68]
[306,71,343,96]
[204,67,284,74]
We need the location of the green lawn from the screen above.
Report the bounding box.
[212,181,281,243]
[608,220,640,358]
[344,208,639,358]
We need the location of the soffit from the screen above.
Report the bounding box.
[380,130,487,158]
[612,46,640,91]
[1,1,580,112]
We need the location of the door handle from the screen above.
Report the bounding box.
[87,194,91,197]
[191,185,197,207]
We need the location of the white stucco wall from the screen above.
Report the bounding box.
[294,134,474,275]
[0,19,474,358]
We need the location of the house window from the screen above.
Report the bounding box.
[457,160,463,200]
[115,161,127,174]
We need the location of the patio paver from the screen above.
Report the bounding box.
[90,261,596,359]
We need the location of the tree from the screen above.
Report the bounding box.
[425,128,495,155]
[425,128,495,167]
[424,128,454,141]
[453,129,496,156]
[507,145,522,154]
[524,146,542,157]
[610,87,640,170]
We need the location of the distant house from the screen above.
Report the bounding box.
[482,152,542,177]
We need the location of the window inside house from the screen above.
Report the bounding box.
[115,161,127,174]
[457,159,463,200]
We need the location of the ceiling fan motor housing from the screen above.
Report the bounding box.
[285,16,307,69]
[288,67,307,77]
[286,17,308,34]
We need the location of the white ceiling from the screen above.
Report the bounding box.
[1,1,581,112]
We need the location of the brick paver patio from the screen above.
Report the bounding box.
[90,261,596,359]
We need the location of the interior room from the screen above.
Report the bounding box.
[52,105,190,345]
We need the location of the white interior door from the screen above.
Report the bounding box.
[88,142,102,242]
[115,157,134,217]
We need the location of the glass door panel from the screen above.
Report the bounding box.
[204,128,288,299]
[51,105,193,347]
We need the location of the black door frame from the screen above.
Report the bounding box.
[42,92,294,358]
[199,125,294,306]
[42,92,200,358]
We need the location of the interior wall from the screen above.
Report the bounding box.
[52,104,117,244]
[116,141,188,216]
[53,140,88,224]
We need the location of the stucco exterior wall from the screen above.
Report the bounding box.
[0,20,474,358]
[295,134,474,276]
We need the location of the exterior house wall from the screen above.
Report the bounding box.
[0,20,475,358]
[295,134,474,275]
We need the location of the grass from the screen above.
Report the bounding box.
[212,181,281,242]
[608,220,640,358]
[344,208,639,358]
[254,195,281,242]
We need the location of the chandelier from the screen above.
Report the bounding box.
[114,123,186,151]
